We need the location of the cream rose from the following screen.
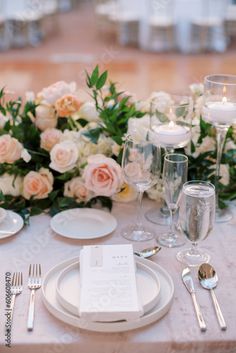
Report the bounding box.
[128,115,150,142]
[35,104,57,131]
[64,177,93,202]
[23,168,53,200]
[83,154,123,197]
[50,140,79,173]
[55,94,82,118]
[0,135,23,163]
[40,128,63,152]
[0,173,23,196]
[78,102,100,122]
[38,81,77,105]
[112,183,138,203]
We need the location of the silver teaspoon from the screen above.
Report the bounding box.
[198,263,227,331]
[134,246,161,259]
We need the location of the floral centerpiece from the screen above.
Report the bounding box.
[0,67,235,222]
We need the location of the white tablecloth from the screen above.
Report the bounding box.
[0,198,236,352]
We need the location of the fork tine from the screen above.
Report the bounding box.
[12,272,15,286]
[29,264,32,277]
[39,264,41,277]
[20,272,23,286]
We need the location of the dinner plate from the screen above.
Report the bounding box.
[56,260,161,320]
[42,257,174,332]
[0,211,24,240]
[50,208,117,240]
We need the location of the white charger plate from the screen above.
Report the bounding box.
[50,208,117,240]
[0,211,24,240]
[56,260,161,320]
[42,257,174,332]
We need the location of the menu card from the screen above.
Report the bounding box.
[79,244,143,322]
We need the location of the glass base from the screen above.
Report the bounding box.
[176,248,210,267]
[121,225,154,242]
[157,232,185,248]
[216,208,232,223]
[145,207,170,226]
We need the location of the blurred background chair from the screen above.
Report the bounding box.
[145,0,176,52]
[94,0,117,39]
[191,0,228,52]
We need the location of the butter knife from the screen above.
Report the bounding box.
[182,267,207,332]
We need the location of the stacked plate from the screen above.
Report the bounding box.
[42,256,174,332]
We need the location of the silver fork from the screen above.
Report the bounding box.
[27,264,42,331]
[10,272,23,325]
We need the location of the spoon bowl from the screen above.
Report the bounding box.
[198,263,227,330]
[134,246,161,259]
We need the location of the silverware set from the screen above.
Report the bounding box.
[10,264,42,332]
[182,264,226,332]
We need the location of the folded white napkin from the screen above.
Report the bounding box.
[79,244,143,322]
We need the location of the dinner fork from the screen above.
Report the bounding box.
[27,264,42,331]
[10,272,23,325]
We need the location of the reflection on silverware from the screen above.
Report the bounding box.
[10,272,23,329]
[182,267,207,332]
[134,246,161,259]
[198,263,227,331]
[27,264,42,331]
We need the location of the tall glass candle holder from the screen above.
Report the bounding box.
[202,74,236,223]
[146,94,193,226]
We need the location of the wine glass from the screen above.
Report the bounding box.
[146,94,193,226]
[157,153,188,248]
[176,181,215,267]
[121,136,161,242]
[202,74,236,223]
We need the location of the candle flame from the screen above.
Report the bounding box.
[169,121,175,128]
[223,85,227,96]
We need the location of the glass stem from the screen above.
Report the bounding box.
[169,207,175,236]
[215,126,228,209]
[190,242,198,255]
[136,190,144,230]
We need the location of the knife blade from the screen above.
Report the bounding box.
[182,267,207,332]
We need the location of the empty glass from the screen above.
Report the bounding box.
[121,136,161,242]
[177,181,215,267]
[157,153,188,248]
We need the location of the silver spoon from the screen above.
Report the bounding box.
[134,246,161,259]
[198,263,227,331]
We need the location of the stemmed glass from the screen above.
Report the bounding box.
[203,74,236,223]
[121,136,161,242]
[157,153,188,248]
[146,94,193,225]
[176,181,215,267]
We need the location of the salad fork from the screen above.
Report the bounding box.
[27,264,42,331]
[10,272,23,325]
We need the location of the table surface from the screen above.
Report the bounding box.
[0,198,236,353]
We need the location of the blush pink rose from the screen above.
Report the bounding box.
[83,154,123,197]
[23,168,53,200]
[0,135,23,163]
[64,177,93,202]
[55,94,82,118]
[50,140,79,173]
[40,128,63,152]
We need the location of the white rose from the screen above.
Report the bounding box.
[148,91,174,113]
[35,104,57,131]
[128,115,150,142]
[0,173,23,196]
[146,181,164,201]
[40,128,63,152]
[193,136,216,158]
[190,83,204,96]
[78,102,100,122]
[38,81,77,105]
[50,140,79,173]
[64,177,93,202]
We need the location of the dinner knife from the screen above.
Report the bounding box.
[182,267,207,332]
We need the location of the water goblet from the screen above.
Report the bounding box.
[121,136,161,242]
[176,181,215,267]
[157,153,188,248]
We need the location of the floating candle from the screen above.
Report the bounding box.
[203,98,236,126]
[152,121,191,148]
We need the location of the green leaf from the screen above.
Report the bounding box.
[155,111,169,123]
[90,65,99,86]
[82,127,102,144]
[96,71,108,90]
